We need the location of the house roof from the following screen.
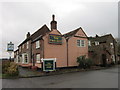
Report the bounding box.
[88,34,116,43]
[63,27,81,38]
[18,24,50,47]
[14,49,19,52]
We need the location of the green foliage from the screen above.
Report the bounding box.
[85,58,93,68]
[77,55,86,68]
[77,55,93,69]
[7,62,19,76]
[2,61,10,74]
[2,61,19,76]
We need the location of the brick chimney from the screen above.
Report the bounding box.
[50,14,57,30]
[26,32,30,38]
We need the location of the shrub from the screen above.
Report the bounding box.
[7,62,19,76]
[2,61,19,76]
[77,55,86,68]
[77,55,93,69]
[2,61,10,74]
[85,58,93,68]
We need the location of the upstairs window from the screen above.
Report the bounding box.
[110,43,114,48]
[27,41,29,49]
[88,41,91,46]
[95,41,99,46]
[77,40,80,46]
[19,46,21,52]
[36,40,40,49]
[77,40,85,47]
[22,44,24,49]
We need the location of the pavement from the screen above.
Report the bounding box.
[18,67,44,77]
[2,65,119,88]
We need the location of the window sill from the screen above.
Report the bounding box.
[36,47,40,49]
[36,61,41,63]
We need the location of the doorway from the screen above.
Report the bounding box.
[102,54,107,67]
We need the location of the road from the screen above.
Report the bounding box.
[2,66,119,88]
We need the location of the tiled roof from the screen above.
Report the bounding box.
[18,24,50,46]
[63,27,81,38]
[31,24,50,40]
[88,34,114,42]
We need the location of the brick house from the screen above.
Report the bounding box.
[63,28,88,67]
[14,15,88,68]
[88,34,118,66]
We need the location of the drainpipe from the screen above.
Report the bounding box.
[66,38,69,67]
[41,38,44,71]
[31,41,35,66]
[42,39,44,58]
[113,40,117,63]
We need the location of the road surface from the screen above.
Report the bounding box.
[2,66,119,88]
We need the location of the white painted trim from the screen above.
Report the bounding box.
[41,58,56,71]
[41,58,56,62]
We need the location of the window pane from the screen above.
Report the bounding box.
[24,54,28,63]
[81,40,85,47]
[36,54,40,63]
[36,41,40,48]
[77,40,80,46]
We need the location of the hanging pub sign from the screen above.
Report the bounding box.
[41,58,56,71]
[49,34,62,45]
[7,42,14,51]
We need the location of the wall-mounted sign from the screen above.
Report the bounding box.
[41,58,56,71]
[49,34,62,44]
[7,42,14,51]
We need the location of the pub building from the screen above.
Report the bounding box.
[14,15,88,69]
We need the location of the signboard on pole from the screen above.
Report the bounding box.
[7,42,14,51]
[41,58,56,71]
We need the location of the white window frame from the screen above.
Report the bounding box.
[19,46,21,52]
[88,41,91,46]
[111,55,115,62]
[36,40,40,49]
[110,43,114,48]
[22,53,29,64]
[36,54,40,63]
[77,40,85,47]
[95,41,99,45]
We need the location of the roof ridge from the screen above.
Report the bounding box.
[63,27,81,35]
[31,24,49,37]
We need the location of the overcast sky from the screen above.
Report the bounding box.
[0,0,119,58]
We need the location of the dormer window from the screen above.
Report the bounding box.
[36,40,40,49]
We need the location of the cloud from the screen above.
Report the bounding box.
[1,1,118,58]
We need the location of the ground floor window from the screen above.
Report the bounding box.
[24,54,28,63]
[111,55,115,62]
[22,53,28,64]
[36,54,40,63]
